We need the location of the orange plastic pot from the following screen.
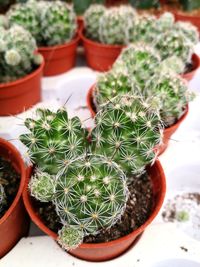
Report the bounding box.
[174,11,200,32]
[23,161,165,261]
[0,61,44,116]
[38,35,80,77]
[181,53,200,82]
[87,85,189,156]
[80,29,125,72]
[0,138,29,258]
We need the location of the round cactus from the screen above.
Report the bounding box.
[113,44,161,89]
[20,108,88,175]
[40,1,77,46]
[175,21,199,45]
[159,56,185,74]
[29,154,129,250]
[155,12,175,34]
[84,4,106,41]
[0,184,6,214]
[91,94,163,176]
[94,68,133,110]
[7,1,41,43]
[155,28,194,64]
[146,72,194,127]
[0,25,41,83]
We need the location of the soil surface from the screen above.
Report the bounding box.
[0,157,20,219]
[34,172,153,243]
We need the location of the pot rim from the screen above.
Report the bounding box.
[79,28,126,49]
[38,34,80,51]
[0,138,27,225]
[23,160,166,249]
[0,57,45,89]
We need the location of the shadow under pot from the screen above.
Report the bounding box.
[80,29,125,72]
[38,34,80,77]
[86,85,189,156]
[0,138,29,258]
[0,59,44,116]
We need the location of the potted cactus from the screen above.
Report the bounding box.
[7,0,79,76]
[0,138,29,258]
[162,0,200,32]
[21,99,166,261]
[80,4,137,71]
[0,24,44,116]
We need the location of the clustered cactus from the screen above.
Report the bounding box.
[20,95,163,250]
[6,0,77,46]
[0,184,6,215]
[0,25,42,83]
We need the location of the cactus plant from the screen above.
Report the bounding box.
[84,4,106,41]
[155,12,175,33]
[0,25,42,83]
[28,153,128,250]
[20,108,88,175]
[113,44,161,89]
[0,184,6,215]
[179,0,200,11]
[146,72,194,127]
[91,94,163,176]
[175,21,199,45]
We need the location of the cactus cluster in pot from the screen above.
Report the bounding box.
[20,91,163,250]
[0,25,42,83]
[6,0,77,46]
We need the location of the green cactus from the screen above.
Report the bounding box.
[155,28,194,65]
[159,55,185,74]
[94,68,133,110]
[155,12,175,33]
[29,154,128,250]
[179,0,200,11]
[91,94,163,176]
[113,44,161,89]
[0,184,6,215]
[129,0,160,9]
[0,25,42,83]
[175,21,199,45]
[20,108,88,175]
[7,1,41,43]
[146,72,193,127]
[40,1,77,46]
[84,4,106,41]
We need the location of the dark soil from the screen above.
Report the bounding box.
[185,62,195,74]
[0,157,20,219]
[34,172,153,243]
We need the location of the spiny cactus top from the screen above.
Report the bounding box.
[155,12,175,34]
[91,95,163,176]
[155,28,194,65]
[94,68,133,110]
[175,21,199,45]
[0,184,6,214]
[40,1,77,46]
[146,72,193,127]
[84,4,106,42]
[113,44,161,89]
[29,154,129,250]
[20,108,88,175]
[179,0,200,11]
[0,25,42,83]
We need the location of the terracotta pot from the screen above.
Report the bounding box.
[0,138,29,258]
[157,105,189,155]
[174,11,200,32]
[0,61,44,116]
[38,35,80,77]
[23,160,165,261]
[181,53,200,82]
[80,29,125,72]
[87,85,189,156]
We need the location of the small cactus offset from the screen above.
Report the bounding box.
[94,68,133,110]
[29,154,129,250]
[91,94,163,176]
[84,4,106,41]
[0,25,42,83]
[0,184,6,215]
[175,21,199,45]
[113,44,161,89]
[40,1,77,46]
[20,108,88,175]
[146,72,194,127]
